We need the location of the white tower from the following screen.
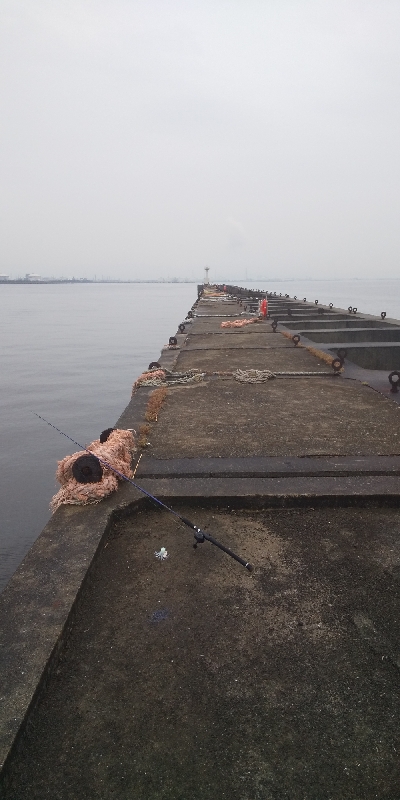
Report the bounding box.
[204,266,210,285]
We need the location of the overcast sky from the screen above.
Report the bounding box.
[1,1,400,281]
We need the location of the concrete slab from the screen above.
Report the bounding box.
[327,344,400,371]
[332,363,400,407]
[300,328,400,343]
[190,318,261,334]
[184,332,293,349]
[0,487,139,785]
[195,303,240,316]
[188,327,279,337]
[147,378,400,458]
[5,505,400,799]
[282,319,395,331]
[115,385,154,431]
[137,454,400,478]
[271,314,354,322]
[134,474,400,501]
[174,347,332,373]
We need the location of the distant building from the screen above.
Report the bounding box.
[0,274,9,281]
[25,273,41,281]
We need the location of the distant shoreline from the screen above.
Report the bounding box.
[0,279,200,285]
[0,277,398,285]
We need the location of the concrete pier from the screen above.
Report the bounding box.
[1,289,400,799]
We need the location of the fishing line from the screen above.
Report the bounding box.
[33,413,253,572]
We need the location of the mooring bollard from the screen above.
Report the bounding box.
[332,358,343,373]
[389,371,400,393]
[72,454,103,484]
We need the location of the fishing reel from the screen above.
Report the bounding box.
[193,526,205,548]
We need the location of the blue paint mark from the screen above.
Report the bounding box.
[151,609,170,623]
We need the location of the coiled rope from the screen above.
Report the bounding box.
[233,369,276,383]
[132,368,205,394]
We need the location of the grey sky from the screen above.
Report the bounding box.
[1,0,400,280]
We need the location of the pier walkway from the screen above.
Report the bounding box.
[2,292,400,799]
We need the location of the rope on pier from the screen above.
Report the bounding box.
[132,368,205,395]
[280,332,341,369]
[145,387,168,422]
[50,429,136,512]
[165,371,205,385]
[132,369,166,392]
[220,318,261,328]
[305,346,337,367]
[233,369,276,383]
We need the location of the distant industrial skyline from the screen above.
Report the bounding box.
[1,273,398,286]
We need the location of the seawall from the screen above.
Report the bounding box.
[1,286,400,798]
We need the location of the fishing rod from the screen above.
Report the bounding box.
[33,413,254,572]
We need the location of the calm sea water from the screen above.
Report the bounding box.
[1,278,400,592]
[0,283,196,591]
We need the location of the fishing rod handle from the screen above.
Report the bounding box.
[205,532,254,572]
[180,516,197,530]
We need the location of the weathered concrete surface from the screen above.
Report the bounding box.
[132,474,400,502]
[301,327,400,343]
[328,344,400,371]
[115,384,154,430]
[175,347,330,372]
[137,454,400,478]
[0,490,137,779]
[271,314,354,323]
[147,378,400,458]
[282,319,395,330]
[184,331,294,348]
[5,505,400,800]
[190,318,262,334]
